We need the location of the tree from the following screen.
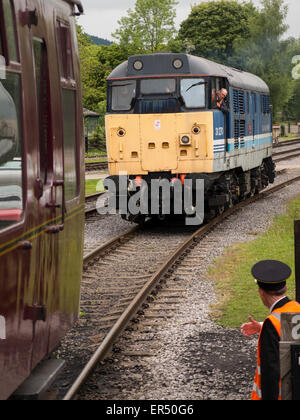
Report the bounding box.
[112,0,179,53]
[177,1,258,63]
[231,0,292,118]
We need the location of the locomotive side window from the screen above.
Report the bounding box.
[33,38,51,184]
[112,80,136,111]
[140,78,175,94]
[180,78,206,109]
[2,0,18,62]
[0,73,23,230]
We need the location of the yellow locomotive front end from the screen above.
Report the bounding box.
[105,53,275,224]
[104,54,225,223]
[106,112,214,176]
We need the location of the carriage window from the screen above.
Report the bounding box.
[111,80,136,111]
[2,0,18,62]
[62,89,77,201]
[140,78,175,94]
[56,20,74,80]
[0,72,23,230]
[33,38,51,184]
[181,78,206,108]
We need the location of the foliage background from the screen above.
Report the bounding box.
[78,0,300,138]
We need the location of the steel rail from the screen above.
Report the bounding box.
[273,146,300,157]
[63,174,300,400]
[83,225,140,265]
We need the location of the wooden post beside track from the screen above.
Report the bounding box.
[295,220,300,304]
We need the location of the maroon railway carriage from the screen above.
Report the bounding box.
[0,0,85,399]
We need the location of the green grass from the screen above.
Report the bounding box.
[208,195,300,328]
[279,133,300,142]
[85,179,105,196]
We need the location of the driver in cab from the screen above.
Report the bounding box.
[212,88,229,113]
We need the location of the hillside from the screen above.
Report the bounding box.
[88,34,112,46]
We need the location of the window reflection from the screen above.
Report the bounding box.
[2,0,19,62]
[0,73,23,230]
[112,80,136,111]
[62,89,77,201]
[181,78,206,109]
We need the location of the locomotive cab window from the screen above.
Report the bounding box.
[111,80,136,111]
[140,78,175,95]
[181,78,206,109]
[0,72,23,230]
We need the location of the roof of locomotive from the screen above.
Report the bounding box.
[107,53,269,94]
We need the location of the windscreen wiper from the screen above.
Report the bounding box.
[185,81,207,92]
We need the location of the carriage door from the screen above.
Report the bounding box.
[28,7,64,367]
[0,0,34,398]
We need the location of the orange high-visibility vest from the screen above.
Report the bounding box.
[251,300,300,400]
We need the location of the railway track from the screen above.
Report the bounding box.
[60,172,300,400]
[85,161,108,172]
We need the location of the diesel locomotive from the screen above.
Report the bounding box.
[105,53,275,222]
[0,0,84,399]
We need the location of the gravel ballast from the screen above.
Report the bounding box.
[78,167,300,401]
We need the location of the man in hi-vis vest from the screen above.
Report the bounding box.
[241,260,300,400]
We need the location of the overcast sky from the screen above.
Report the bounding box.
[79,0,300,41]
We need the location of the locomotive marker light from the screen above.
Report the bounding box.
[180,135,191,145]
[133,60,143,71]
[173,59,183,69]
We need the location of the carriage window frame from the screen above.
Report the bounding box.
[56,17,79,202]
[56,18,75,83]
[0,0,20,64]
[0,71,25,232]
[33,37,52,185]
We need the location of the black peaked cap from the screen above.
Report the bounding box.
[251,260,292,291]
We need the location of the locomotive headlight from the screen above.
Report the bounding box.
[180,135,191,145]
[117,128,126,137]
[133,60,143,71]
[192,125,201,135]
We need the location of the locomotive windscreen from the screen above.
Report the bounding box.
[112,80,136,111]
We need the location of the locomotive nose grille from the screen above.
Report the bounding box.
[138,98,180,114]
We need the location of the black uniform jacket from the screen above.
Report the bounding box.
[260,297,291,400]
